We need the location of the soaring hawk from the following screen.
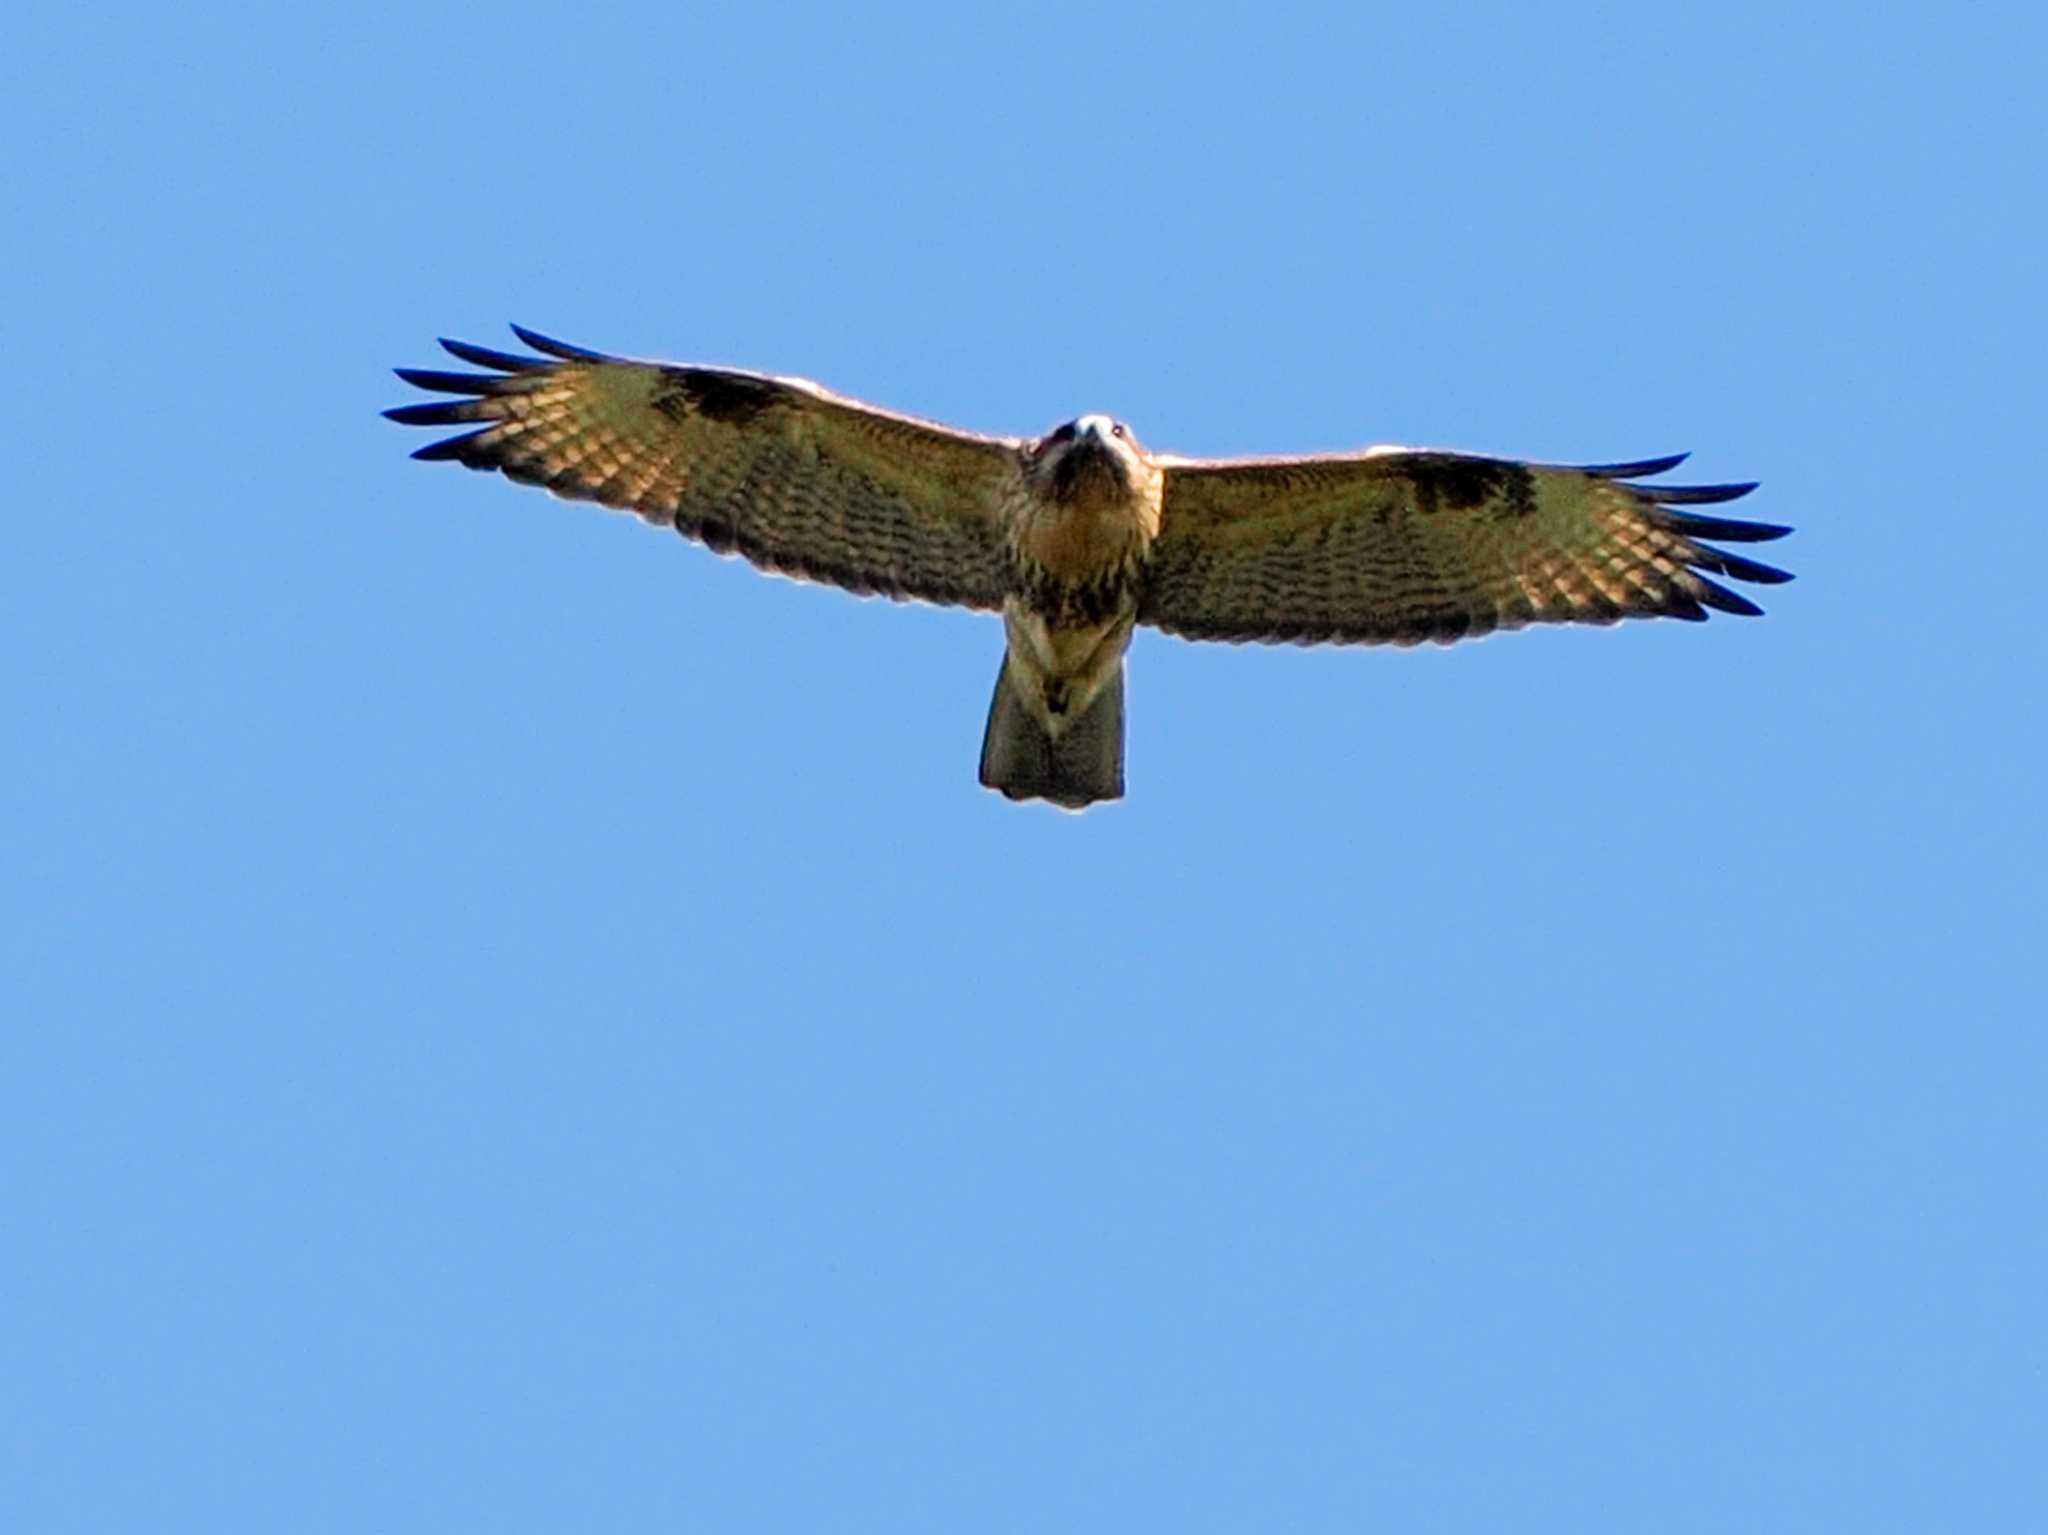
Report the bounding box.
[386,326,1792,809]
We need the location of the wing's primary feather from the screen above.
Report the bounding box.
[1141,450,1791,646]
[384,327,1024,609]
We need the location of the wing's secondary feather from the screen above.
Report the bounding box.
[1142,450,1791,646]
[384,327,1023,610]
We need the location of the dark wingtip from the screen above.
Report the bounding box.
[438,336,542,372]
[1582,451,1690,478]
[1690,574,1766,617]
[384,401,473,426]
[1634,480,1760,505]
[1694,547,1795,586]
[410,430,492,462]
[509,323,605,361]
[393,366,512,395]
[1649,507,1794,544]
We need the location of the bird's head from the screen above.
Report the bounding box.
[1029,414,1148,505]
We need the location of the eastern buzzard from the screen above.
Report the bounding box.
[387,327,1792,809]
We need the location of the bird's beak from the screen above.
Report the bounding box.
[1051,425,1128,501]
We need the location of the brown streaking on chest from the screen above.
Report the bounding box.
[1018,562,1141,629]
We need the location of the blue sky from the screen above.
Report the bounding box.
[6,2,2043,1528]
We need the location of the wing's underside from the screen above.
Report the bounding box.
[1142,449,1791,645]
[385,326,1020,610]
[387,332,1791,650]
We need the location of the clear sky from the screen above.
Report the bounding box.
[6,2,2043,1529]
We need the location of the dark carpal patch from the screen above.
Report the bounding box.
[1409,457,1514,517]
[1497,464,1537,520]
[652,368,786,427]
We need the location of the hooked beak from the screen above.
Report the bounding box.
[1053,433,1126,500]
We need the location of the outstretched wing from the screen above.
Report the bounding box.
[1140,449,1791,645]
[385,326,1023,609]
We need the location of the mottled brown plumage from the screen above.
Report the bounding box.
[387,328,1793,809]
[1144,449,1787,645]
[388,327,1019,608]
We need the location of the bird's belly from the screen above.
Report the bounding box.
[1009,604,1125,673]
[1002,597,1135,728]
[1001,496,1151,725]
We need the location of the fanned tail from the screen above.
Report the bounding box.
[978,661,1124,811]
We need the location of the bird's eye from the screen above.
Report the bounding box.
[1110,422,1126,439]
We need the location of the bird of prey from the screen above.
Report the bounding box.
[386,326,1792,810]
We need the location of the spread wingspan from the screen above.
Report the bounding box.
[1140,449,1790,645]
[385,326,1023,609]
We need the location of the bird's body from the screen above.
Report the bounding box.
[983,416,1162,805]
[387,327,1793,809]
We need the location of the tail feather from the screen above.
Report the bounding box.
[978,662,1125,810]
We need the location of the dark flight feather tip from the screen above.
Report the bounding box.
[1690,546,1794,585]
[1647,508,1793,543]
[384,401,477,426]
[1582,452,1689,478]
[508,324,606,361]
[1633,480,1760,505]
[393,367,519,396]
[410,430,493,463]
[1689,575,1765,617]
[438,337,543,372]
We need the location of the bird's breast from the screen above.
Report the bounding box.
[1020,499,1138,582]
[1009,505,1142,625]
[1012,466,1161,583]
